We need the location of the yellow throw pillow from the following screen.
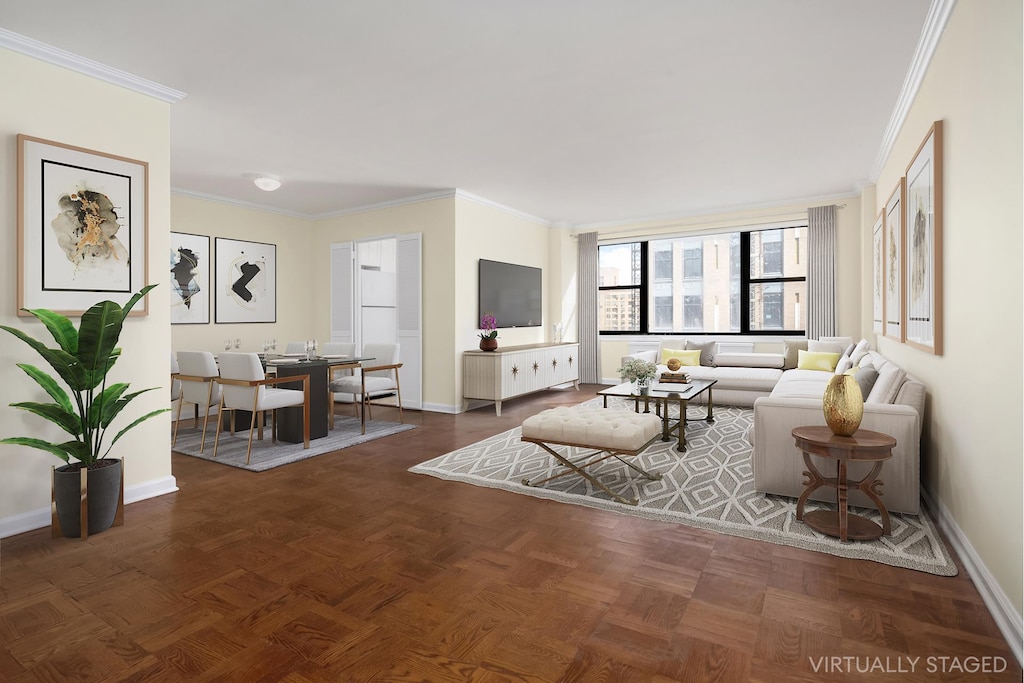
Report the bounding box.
[797,350,841,372]
[672,350,702,366]
[661,347,687,364]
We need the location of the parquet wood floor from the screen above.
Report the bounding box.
[1,386,1019,682]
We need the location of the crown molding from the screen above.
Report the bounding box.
[312,189,457,220]
[575,191,859,232]
[171,188,311,219]
[0,27,186,103]
[869,0,956,181]
[453,189,552,227]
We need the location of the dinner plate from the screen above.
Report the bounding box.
[268,358,301,364]
[282,352,306,358]
[321,354,350,359]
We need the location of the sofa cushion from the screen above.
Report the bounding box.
[783,339,808,370]
[834,356,854,374]
[850,338,871,366]
[770,369,831,399]
[686,340,716,367]
[661,347,688,364]
[798,350,840,371]
[866,363,905,404]
[808,339,844,355]
[716,352,785,369]
[684,365,782,392]
[854,366,879,399]
[819,336,854,353]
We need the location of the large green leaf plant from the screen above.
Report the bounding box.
[0,285,169,467]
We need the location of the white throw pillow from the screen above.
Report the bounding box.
[866,363,906,404]
[850,339,871,366]
[808,339,844,355]
[834,356,853,374]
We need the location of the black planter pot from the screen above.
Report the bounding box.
[52,459,122,538]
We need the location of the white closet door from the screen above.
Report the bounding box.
[396,233,422,410]
[330,242,354,343]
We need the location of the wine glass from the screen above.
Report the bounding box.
[224,339,232,351]
[234,338,241,350]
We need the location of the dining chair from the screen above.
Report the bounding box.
[285,341,307,355]
[213,352,310,463]
[173,350,222,453]
[323,342,357,427]
[328,342,403,434]
[170,352,181,402]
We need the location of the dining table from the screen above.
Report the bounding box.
[230,354,375,443]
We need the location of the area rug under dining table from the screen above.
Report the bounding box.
[173,415,416,472]
[410,399,956,576]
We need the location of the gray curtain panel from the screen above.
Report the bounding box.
[807,205,837,340]
[577,232,599,383]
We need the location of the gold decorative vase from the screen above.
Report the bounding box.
[822,373,864,436]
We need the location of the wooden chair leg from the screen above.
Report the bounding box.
[212,398,226,458]
[199,381,213,453]
[173,397,185,446]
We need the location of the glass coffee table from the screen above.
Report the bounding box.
[597,379,717,452]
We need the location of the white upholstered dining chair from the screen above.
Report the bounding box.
[213,352,310,463]
[328,342,403,434]
[173,350,223,453]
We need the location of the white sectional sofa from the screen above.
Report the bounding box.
[752,349,924,514]
[619,339,925,515]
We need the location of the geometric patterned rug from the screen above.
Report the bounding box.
[410,399,957,576]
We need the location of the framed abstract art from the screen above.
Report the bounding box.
[169,231,210,324]
[17,134,149,316]
[214,237,276,323]
[904,120,943,355]
[884,179,905,342]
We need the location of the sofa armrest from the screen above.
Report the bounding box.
[620,349,659,367]
[751,397,921,514]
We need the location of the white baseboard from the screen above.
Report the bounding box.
[423,401,460,414]
[922,486,1023,666]
[0,475,178,540]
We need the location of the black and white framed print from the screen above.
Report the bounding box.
[170,231,210,324]
[214,238,276,323]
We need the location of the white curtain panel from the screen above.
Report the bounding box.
[576,232,599,384]
[807,205,837,340]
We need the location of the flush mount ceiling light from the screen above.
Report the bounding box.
[252,175,281,192]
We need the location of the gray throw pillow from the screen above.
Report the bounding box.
[783,339,808,370]
[686,340,716,367]
[854,366,879,400]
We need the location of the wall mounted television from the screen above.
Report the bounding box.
[478,259,542,328]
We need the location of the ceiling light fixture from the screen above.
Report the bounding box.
[253,175,281,192]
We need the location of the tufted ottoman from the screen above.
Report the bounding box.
[520,406,664,505]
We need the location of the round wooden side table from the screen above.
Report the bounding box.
[792,426,896,542]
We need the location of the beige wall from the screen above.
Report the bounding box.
[170,195,314,353]
[592,199,862,380]
[871,0,1023,616]
[0,49,174,531]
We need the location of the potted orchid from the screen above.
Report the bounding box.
[478,314,499,351]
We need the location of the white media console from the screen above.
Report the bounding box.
[463,342,580,416]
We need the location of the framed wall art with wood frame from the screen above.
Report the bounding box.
[17,134,149,316]
[884,178,905,342]
[170,231,210,324]
[214,237,276,324]
[904,120,943,355]
[871,211,884,335]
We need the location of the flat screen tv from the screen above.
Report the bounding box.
[479,259,542,328]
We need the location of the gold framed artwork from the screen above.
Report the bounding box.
[904,120,943,355]
[871,211,884,335]
[17,135,149,316]
[883,179,905,342]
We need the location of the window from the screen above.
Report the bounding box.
[599,225,806,335]
[598,242,645,332]
[653,248,673,281]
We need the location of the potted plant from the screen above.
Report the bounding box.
[0,284,168,538]
[617,358,658,390]
[479,314,499,351]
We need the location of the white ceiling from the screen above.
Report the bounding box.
[1,1,933,226]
